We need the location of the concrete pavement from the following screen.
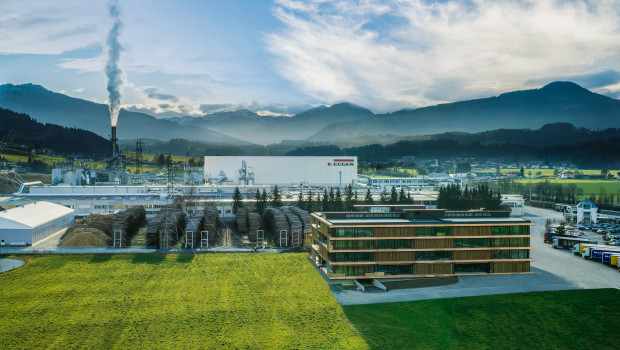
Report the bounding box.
[332,206,620,305]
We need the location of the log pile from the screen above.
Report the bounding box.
[184,212,203,248]
[264,208,289,246]
[289,206,311,232]
[111,206,147,246]
[282,207,303,247]
[144,206,187,248]
[236,207,249,233]
[200,204,219,245]
[247,212,262,241]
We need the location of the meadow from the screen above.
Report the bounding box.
[1,253,619,349]
[0,254,368,349]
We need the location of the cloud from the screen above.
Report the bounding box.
[0,1,106,54]
[267,0,620,111]
[143,87,179,102]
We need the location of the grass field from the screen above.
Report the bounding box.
[512,179,620,199]
[344,289,620,349]
[2,254,619,349]
[474,168,620,177]
[0,254,368,349]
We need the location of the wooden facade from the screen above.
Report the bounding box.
[309,210,534,280]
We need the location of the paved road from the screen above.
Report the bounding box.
[0,258,25,273]
[333,206,620,305]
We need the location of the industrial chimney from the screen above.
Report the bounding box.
[111,125,118,165]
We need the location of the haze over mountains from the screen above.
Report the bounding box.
[0,82,618,147]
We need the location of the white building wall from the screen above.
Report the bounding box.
[204,156,358,186]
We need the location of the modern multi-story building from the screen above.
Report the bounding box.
[310,205,534,280]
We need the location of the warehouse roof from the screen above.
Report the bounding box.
[0,201,74,229]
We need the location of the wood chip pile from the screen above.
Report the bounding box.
[236,207,249,233]
[59,214,114,247]
[200,204,219,245]
[247,212,262,241]
[112,206,147,246]
[264,207,289,246]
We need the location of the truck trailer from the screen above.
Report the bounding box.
[552,236,595,250]
[601,252,620,265]
[573,243,606,256]
[582,246,620,259]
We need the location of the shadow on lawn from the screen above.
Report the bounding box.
[176,254,195,263]
[131,254,166,264]
[90,255,113,263]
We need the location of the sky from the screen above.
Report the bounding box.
[1,0,620,117]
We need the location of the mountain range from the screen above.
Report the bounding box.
[0,82,618,146]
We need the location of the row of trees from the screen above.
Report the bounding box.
[494,180,619,209]
[232,184,419,215]
[436,183,503,211]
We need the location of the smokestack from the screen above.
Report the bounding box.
[111,125,118,163]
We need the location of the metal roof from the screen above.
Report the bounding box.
[0,201,74,229]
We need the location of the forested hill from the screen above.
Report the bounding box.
[0,108,110,157]
[286,123,620,167]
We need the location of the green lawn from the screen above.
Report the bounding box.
[344,289,620,349]
[2,254,619,349]
[0,254,368,349]
[512,179,620,199]
[474,168,620,177]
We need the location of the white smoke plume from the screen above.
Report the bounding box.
[105,0,123,127]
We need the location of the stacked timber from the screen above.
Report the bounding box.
[264,208,289,246]
[145,211,166,248]
[159,209,187,248]
[111,206,147,246]
[289,206,311,232]
[59,214,114,247]
[236,207,249,233]
[247,212,262,241]
[282,207,303,247]
[200,204,219,245]
[184,212,203,248]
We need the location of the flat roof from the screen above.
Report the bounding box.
[0,201,74,229]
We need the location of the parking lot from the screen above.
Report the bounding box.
[333,206,620,306]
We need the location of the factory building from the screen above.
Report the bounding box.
[0,201,74,246]
[204,156,357,186]
[310,205,534,280]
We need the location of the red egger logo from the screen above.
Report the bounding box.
[328,159,355,166]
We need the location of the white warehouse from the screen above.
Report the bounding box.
[0,201,75,245]
[204,156,358,186]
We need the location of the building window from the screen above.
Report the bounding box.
[492,250,529,259]
[332,227,374,237]
[330,252,374,262]
[377,265,413,275]
[455,238,491,248]
[416,251,452,261]
[416,227,452,236]
[331,240,375,250]
[376,239,413,249]
[454,263,490,274]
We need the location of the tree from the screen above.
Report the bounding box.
[364,188,374,204]
[389,186,398,204]
[306,191,314,213]
[520,167,525,177]
[380,189,389,203]
[258,189,268,215]
[417,167,429,176]
[296,191,305,210]
[157,154,165,167]
[232,186,243,214]
[495,165,501,177]
[553,168,559,178]
[343,185,354,211]
[334,187,344,211]
[321,189,329,211]
[456,162,472,173]
[555,221,567,236]
[254,188,262,213]
[271,185,282,207]
[328,187,336,211]
[399,187,406,203]
[601,169,609,178]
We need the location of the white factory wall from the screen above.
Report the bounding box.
[204,156,358,186]
[0,201,75,245]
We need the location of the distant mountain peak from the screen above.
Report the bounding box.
[541,81,589,92]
